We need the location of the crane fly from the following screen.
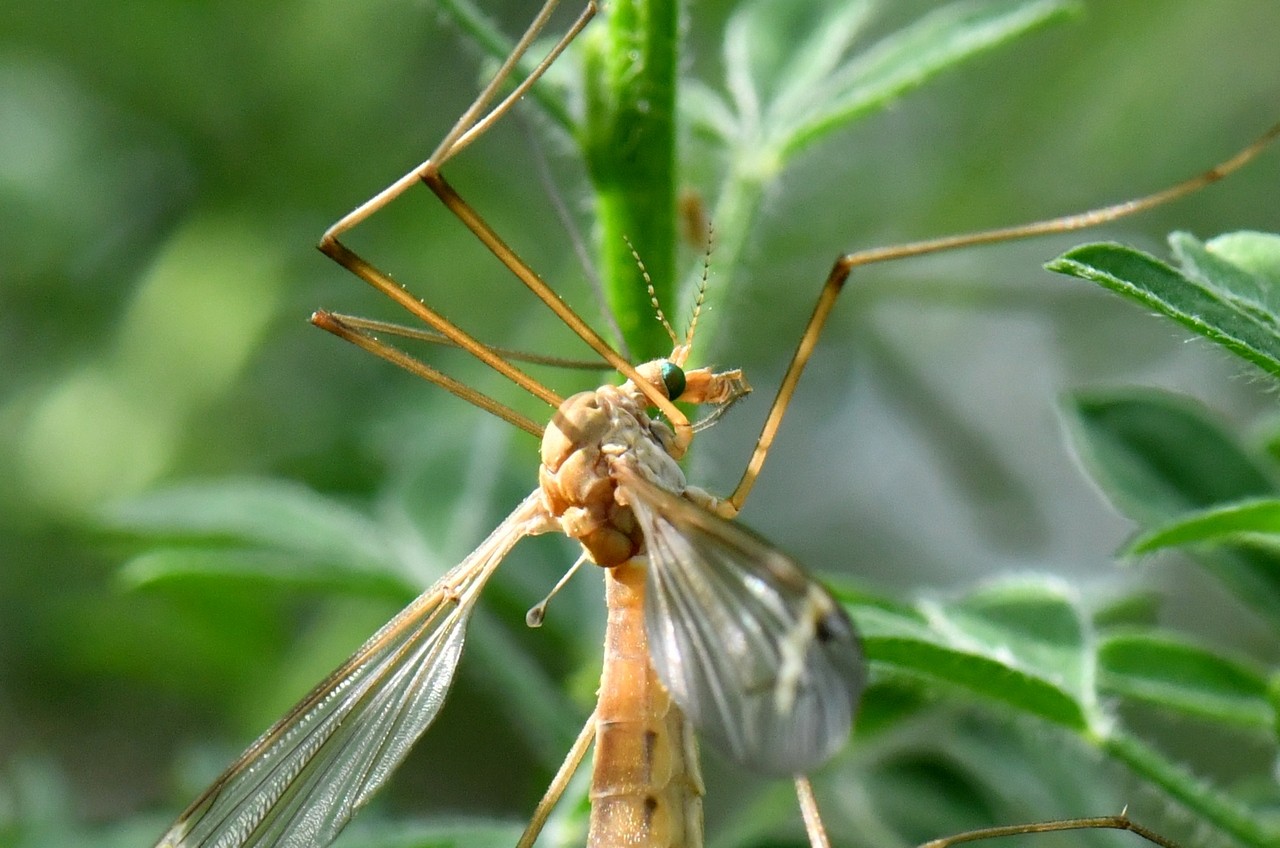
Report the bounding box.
[152,1,1280,847]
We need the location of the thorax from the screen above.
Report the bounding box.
[539,384,686,568]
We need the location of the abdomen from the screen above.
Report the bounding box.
[589,561,703,848]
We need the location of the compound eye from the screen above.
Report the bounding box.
[659,361,686,401]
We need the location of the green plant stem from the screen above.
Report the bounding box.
[582,0,679,361]
[1102,727,1275,847]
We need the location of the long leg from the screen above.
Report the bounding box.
[726,120,1280,513]
[310,5,1279,848]
[314,0,699,451]
[417,172,694,440]
[743,121,1280,848]
[918,812,1183,848]
[516,709,598,848]
[315,0,596,423]
[799,782,1182,848]
[320,0,593,245]
[311,309,544,437]
[795,776,832,848]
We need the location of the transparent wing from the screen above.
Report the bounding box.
[617,469,865,776]
[156,490,553,848]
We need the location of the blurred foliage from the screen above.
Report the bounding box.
[3,1,1280,847]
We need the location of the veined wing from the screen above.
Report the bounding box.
[156,490,553,848]
[617,469,865,777]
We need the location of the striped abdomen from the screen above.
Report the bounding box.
[589,561,704,848]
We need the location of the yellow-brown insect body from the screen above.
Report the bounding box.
[539,379,686,568]
[539,362,735,848]
[591,560,704,848]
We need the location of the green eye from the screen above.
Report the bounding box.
[660,361,686,400]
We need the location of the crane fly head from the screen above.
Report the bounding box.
[630,356,752,412]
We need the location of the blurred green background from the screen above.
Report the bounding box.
[3,0,1280,846]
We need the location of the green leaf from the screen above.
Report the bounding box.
[715,0,1077,166]
[763,0,875,117]
[868,634,1087,730]
[1125,497,1280,555]
[1271,674,1280,741]
[1174,231,1280,323]
[681,78,739,144]
[1047,231,1280,380]
[1064,389,1275,523]
[694,0,1077,356]
[779,0,1078,159]
[722,0,874,137]
[99,478,398,579]
[1091,591,1162,629]
[116,547,412,596]
[844,572,1280,846]
[1064,389,1280,630]
[1099,629,1273,730]
[943,579,1087,693]
[845,579,1090,731]
[1203,230,1280,284]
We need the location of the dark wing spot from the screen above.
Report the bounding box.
[815,609,849,643]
